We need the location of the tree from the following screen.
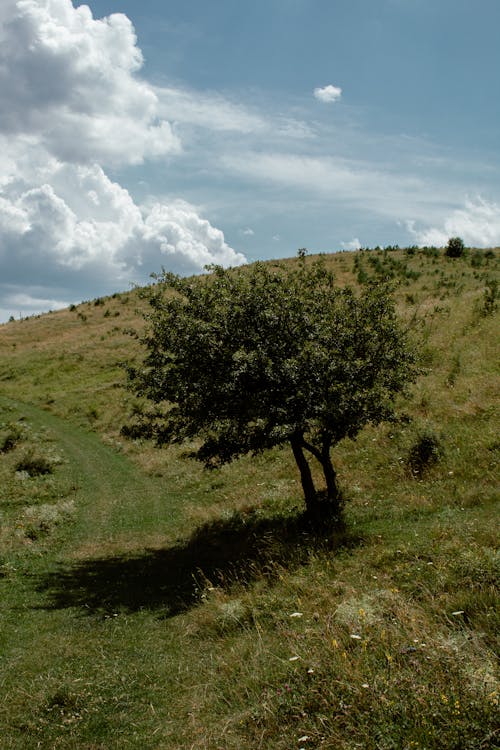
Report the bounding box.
[125,256,417,522]
[445,236,465,258]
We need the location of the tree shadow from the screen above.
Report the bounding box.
[36,510,360,618]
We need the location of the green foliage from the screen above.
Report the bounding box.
[445,236,465,258]
[126,256,417,519]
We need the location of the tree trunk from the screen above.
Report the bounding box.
[290,434,317,514]
[290,434,342,522]
[320,444,341,517]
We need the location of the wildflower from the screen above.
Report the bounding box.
[290,612,303,618]
[350,633,362,640]
[289,656,300,661]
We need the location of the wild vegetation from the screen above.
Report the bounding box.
[0,245,498,749]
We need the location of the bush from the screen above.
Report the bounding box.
[407,429,444,477]
[445,237,465,258]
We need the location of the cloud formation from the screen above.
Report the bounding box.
[314,84,342,103]
[0,0,245,320]
[0,0,180,165]
[408,198,500,248]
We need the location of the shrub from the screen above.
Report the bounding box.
[445,237,465,258]
[407,429,444,477]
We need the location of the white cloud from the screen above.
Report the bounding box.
[241,227,255,236]
[408,198,500,247]
[0,162,245,286]
[314,84,342,103]
[0,0,180,166]
[156,86,266,134]
[0,0,246,320]
[223,151,435,221]
[4,293,68,314]
[341,238,361,251]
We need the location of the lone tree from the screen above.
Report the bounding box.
[125,256,417,522]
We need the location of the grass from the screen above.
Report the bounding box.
[0,246,498,748]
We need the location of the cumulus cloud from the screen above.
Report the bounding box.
[0,0,180,165]
[314,84,342,103]
[408,198,500,247]
[0,161,245,290]
[0,0,245,320]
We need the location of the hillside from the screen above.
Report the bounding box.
[0,247,498,749]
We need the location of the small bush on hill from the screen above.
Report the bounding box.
[406,428,444,477]
[445,237,465,258]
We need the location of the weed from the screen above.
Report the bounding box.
[481,278,498,316]
[446,352,461,387]
[15,448,54,476]
[0,423,22,453]
[20,500,76,539]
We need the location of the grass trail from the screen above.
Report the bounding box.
[0,394,186,555]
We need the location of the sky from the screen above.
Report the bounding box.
[1,0,499,321]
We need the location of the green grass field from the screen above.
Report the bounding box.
[0,247,498,748]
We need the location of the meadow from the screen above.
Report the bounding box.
[0,246,498,749]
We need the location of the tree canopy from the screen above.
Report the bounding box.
[125,256,417,521]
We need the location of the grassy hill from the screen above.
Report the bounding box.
[0,247,498,749]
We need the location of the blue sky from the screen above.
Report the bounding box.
[0,0,499,320]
